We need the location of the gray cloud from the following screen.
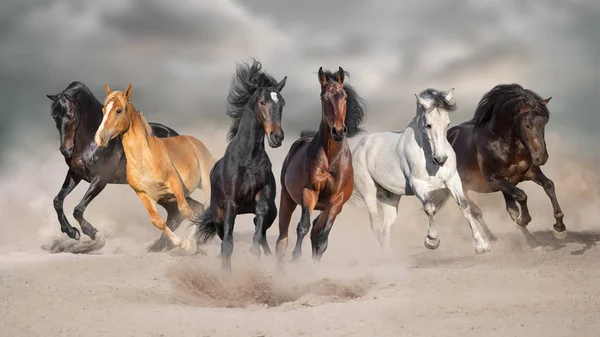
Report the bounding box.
[0,0,598,166]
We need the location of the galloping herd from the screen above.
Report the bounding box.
[47,58,564,272]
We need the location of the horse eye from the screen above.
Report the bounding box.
[259,101,265,106]
[426,124,432,129]
[116,108,123,114]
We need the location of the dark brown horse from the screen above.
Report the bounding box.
[445,83,566,242]
[276,67,366,262]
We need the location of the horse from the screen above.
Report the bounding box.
[94,84,215,253]
[445,83,566,243]
[194,59,287,271]
[46,81,183,252]
[275,66,366,263]
[351,88,491,255]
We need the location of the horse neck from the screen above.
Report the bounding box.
[484,112,519,143]
[315,118,345,162]
[75,101,104,148]
[121,102,153,161]
[232,105,266,157]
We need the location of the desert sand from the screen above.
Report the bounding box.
[1,132,599,337]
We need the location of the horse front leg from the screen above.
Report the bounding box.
[275,187,297,263]
[53,169,82,240]
[291,189,317,263]
[446,173,491,254]
[147,202,185,252]
[310,195,345,262]
[528,166,567,239]
[221,202,238,273]
[137,192,187,253]
[73,175,108,240]
[250,184,277,257]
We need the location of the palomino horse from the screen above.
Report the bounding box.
[195,59,287,271]
[94,84,214,253]
[46,81,180,252]
[352,88,491,255]
[276,67,366,262]
[446,83,566,244]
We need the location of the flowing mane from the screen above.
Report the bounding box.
[136,110,154,136]
[225,58,278,141]
[320,69,366,137]
[416,88,457,115]
[471,83,549,127]
[51,81,103,121]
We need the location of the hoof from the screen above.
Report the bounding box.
[553,228,567,240]
[475,244,491,254]
[424,236,440,250]
[146,240,164,253]
[179,239,197,255]
[65,227,81,241]
[249,246,261,257]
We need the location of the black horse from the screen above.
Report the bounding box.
[195,59,287,271]
[446,83,566,242]
[47,81,184,251]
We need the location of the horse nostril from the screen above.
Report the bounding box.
[342,126,348,135]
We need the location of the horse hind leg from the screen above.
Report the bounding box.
[376,189,400,257]
[73,176,108,240]
[355,175,385,248]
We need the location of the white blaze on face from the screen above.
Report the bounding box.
[98,101,113,133]
[95,101,114,145]
[270,92,278,103]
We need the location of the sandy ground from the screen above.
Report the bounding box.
[1,132,600,337]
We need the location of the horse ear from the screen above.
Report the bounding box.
[444,88,455,102]
[415,94,432,110]
[318,67,327,87]
[337,66,345,84]
[104,84,112,96]
[125,83,132,99]
[46,94,59,101]
[541,97,552,105]
[257,73,267,88]
[275,76,287,92]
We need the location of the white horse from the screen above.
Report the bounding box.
[351,88,491,255]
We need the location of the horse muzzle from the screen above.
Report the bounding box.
[267,130,284,148]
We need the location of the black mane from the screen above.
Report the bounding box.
[471,83,549,127]
[314,69,367,138]
[225,58,278,141]
[417,88,457,113]
[50,81,103,127]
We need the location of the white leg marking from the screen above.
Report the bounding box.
[446,173,490,253]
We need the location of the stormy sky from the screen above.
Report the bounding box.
[1,0,599,164]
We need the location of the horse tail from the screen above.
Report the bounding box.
[193,209,218,243]
[300,130,317,138]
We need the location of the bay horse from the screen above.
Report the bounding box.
[194,59,287,271]
[351,88,491,256]
[94,84,215,253]
[275,67,366,263]
[445,83,566,242]
[46,81,182,251]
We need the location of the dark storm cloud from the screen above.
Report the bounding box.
[0,0,598,166]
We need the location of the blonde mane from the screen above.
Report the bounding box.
[136,110,153,136]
